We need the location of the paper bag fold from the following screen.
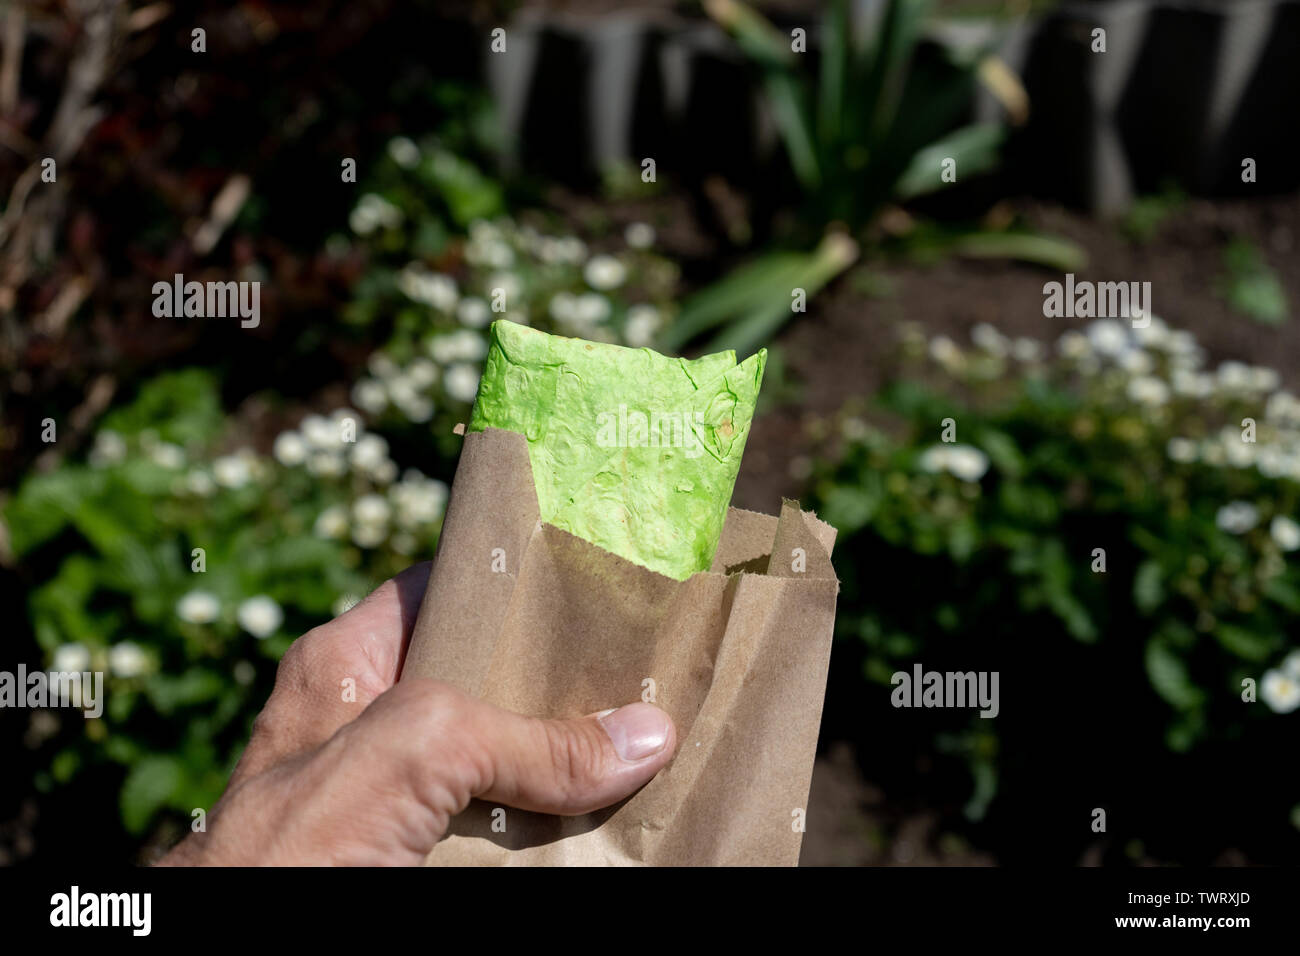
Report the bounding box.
[402,427,839,865]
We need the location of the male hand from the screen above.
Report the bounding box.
[160,563,677,865]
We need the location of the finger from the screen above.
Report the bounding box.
[364,679,678,821]
[232,562,432,784]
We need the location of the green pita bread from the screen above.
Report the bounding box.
[468,320,766,580]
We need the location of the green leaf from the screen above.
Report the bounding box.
[973,428,1023,479]
[1213,624,1276,663]
[4,467,104,556]
[120,756,185,835]
[1133,560,1165,613]
[101,369,224,446]
[701,232,858,356]
[657,251,810,351]
[145,669,227,716]
[818,483,880,534]
[763,72,821,189]
[1218,238,1288,325]
[894,123,1003,200]
[1145,638,1203,711]
[949,231,1089,273]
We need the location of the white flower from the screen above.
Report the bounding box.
[148,442,185,469]
[928,336,963,369]
[351,523,388,549]
[1261,668,1300,713]
[537,237,563,264]
[314,505,348,539]
[1167,330,1201,362]
[1126,375,1170,407]
[444,363,481,403]
[469,220,501,244]
[330,408,361,438]
[1216,361,1254,392]
[1171,369,1213,398]
[89,430,127,467]
[352,493,391,526]
[555,236,587,264]
[625,222,655,249]
[624,304,661,348]
[52,643,91,673]
[351,378,388,415]
[841,417,869,441]
[918,446,949,473]
[1118,349,1154,375]
[1056,330,1091,360]
[350,434,389,473]
[272,431,308,467]
[385,374,419,408]
[405,358,438,389]
[574,293,610,324]
[371,459,398,484]
[1266,391,1300,426]
[1257,446,1289,479]
[466,236,514,269]
[1086,319,1130,358]
[233,660,256,686]
[213,454,252,489]
[1270,515,1300,552]
[186,469,216,497]
[1133,315,1170,348]
[398,265,458,312]
[349,193,402,235]
[1251,367,1281,392]
[457,297,491,328]
[390,532,417,555]
[307,452,346,477]
[970,323,1008,357]
[301,414,339,450]
[1283,650,1300,681]
[387,136,419,169]
[425,274,459,312]
[390,473,449,524]
[393,393,434,423]
[108,641,149,678]
[1166,437,1198,463]
[1223,427,1255,468]
[1216,501,1259,535]
[584,255,627,291]
[1011,337,1043,363]
[237,596,283,639]
[428,329,487,364]
[488,273,522,302]
[946,446,990,483]
[367,352,400,380]
[917,444,988,483]
[549,291,577,323]
[177,590,221,624]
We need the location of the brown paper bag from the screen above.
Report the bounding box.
[401,426,839,865]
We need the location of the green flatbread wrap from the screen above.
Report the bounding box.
[468,320,767,580]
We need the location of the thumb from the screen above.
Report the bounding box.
[367,679,678,819]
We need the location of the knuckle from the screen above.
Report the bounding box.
[541,720,606,800]
[391,678,469,739]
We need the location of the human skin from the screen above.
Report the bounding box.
[159,562,677,866]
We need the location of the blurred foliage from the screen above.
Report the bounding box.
[1121,185,1187,244]
[1218,237,1289,326]
[673,0,1082,356]
[809,316,1300,850]
[4,126,682,843]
